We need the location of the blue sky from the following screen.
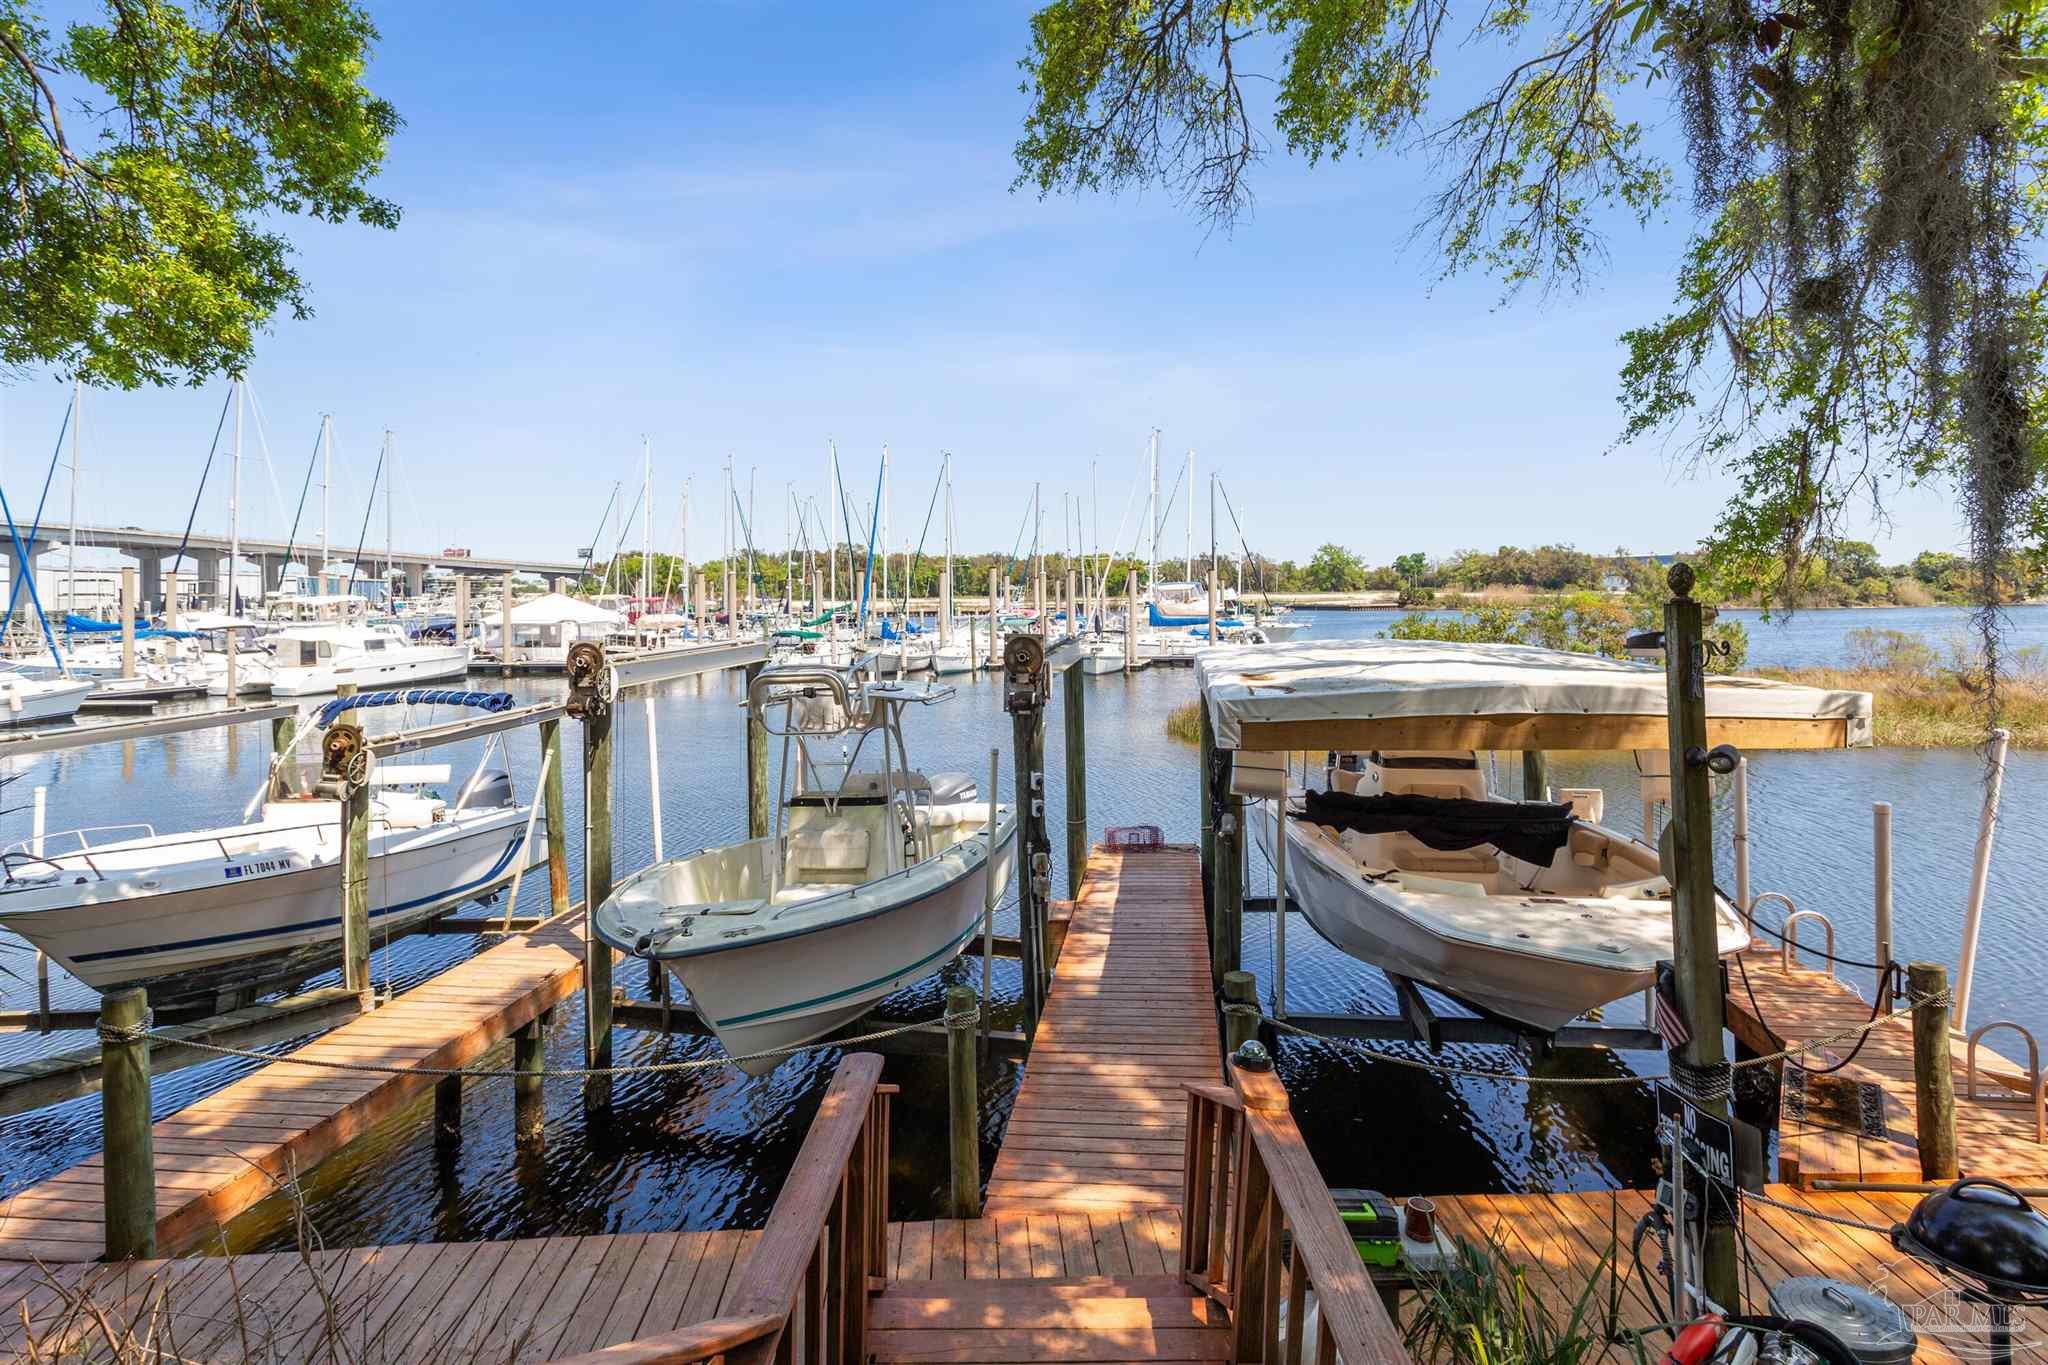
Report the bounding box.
[0,1,1964,567]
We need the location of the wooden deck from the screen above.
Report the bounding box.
[1436,1183,2048,1364]
[0,1228,762,1361]
[1725,946,2048,1188]
[984,845,1219,1216]
[0,912,587,1264]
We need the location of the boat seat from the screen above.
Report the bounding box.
[1388,832,1497,875]
[785,822,872,885]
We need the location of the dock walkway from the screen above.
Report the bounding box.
[0,913,587,1264]
[984,845,1219,1216]
[1725,946,2048,1188]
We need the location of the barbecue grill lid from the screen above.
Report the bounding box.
[1898,1178,2048,1297]
[1766,1278,1916,1365]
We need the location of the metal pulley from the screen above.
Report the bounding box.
[566,641,614,719]
[322,722,369,793]
[1002,634,1046,714]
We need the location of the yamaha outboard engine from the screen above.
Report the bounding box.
[455,768,517,811]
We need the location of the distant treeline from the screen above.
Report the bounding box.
[576,539,2043,607]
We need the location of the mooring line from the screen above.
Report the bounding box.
[1224,990,1948,1088]
[103,1004,981,1080]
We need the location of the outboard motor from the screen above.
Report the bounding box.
[455,768,517,811]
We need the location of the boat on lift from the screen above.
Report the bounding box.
[1201,638,1874,1034]
[0,690,541,1005]
[596,663,1016,1073]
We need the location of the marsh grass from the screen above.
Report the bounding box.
[1404,1220,1627,1365]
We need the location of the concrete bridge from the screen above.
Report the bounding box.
[4,522,587,607]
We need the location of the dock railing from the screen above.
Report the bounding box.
[553,1052,895,1365]
[1182,1068,1411,1364]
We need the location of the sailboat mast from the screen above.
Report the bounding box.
[1147,430,1159,595]
[640,437,652,604]
[383,430,394,602]
[940,453,953,646]
[880,446,891,603]
[1186,450,1195,583]
[319,414,332,592]
[67,378,78,620]
[227,379,241,700]
[785,481,794,609]
[828,439,839,602]
[681,479,691,614]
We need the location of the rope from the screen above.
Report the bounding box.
[1226,990,1950,1087]
[1744,911,1893,972]
[1734,1184,1896,1235]
[106,1004,980,1080]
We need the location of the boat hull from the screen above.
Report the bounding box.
[1255,801,1703,1033]
[0,679,94,726]
[0,810,537,1003]
[646,821,1017,1075]
[270,644,472,695]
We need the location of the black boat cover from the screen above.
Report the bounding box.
[1295,789,1574,868]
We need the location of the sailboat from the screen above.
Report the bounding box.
[595,662,1016,1073]
[0,691,540,1004]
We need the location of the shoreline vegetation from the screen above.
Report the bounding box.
[1162,624,2045,750]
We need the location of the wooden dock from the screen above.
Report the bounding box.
[0,913,587,1264]
[1434,1182,2048,1363]
[0,1228,763,1361]
[1725,947,2048,1188]
[984,845,1219,1216]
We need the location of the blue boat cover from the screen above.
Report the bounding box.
[316,689,515,727]
[880,618,924,640]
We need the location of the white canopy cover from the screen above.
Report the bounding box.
[508,592,622,627]
[1194,638,1873,750]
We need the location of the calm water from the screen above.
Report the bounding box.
[1,603,2041,1249]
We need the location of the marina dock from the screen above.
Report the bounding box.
[0,913,586,1263]
[0,668,2038,1362]
[1727,947,2048,1188]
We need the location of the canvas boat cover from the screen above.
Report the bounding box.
[1195,638,1873,749]
[1298,788,1574,867]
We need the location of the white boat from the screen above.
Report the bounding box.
[595,664,1017,1074]
[1252,755,1749,1031]
[268,622,471,695]
[1200,637,1876,1035]
[0,694,539,1004]
[1079,635,1136,674]
[0,672,95,726]
[931,637,979,675]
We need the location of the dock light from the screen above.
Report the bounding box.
[1626,629,1667,661]
[1232,1039,1273,1073]
[1685,743,1743,775]
[1891,1178,2048,1365]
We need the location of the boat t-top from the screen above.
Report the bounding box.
[596,661,1017,1073]
[1197,637,1874,1036]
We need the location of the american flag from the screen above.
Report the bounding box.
[1653,963,1691,1050]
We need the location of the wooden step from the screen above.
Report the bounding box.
[868,1277,1231,1362]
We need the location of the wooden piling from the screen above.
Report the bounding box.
[500,571,515,674]
[1012,700,1044,1036]
[541,717,570,916]
[1124,571,1137,672]
[163,571,178,629]
[583,693,615,1106]
[514,1019,546,1146]
[1661,565,1738,1306]
[434,1075,462,1150]
[744,661,769,839]
[100,987,156,1260]
[1199,693,1216,894]
[1909,961,1959,1181]
[1222,971,1258,1056]
[1062,656,1087,900]
[1216,789,1244,981]
[119,567,137,679]
[454,574,470,654]
[947,984,981,1218]
[1522,749,1548,802]
[339,692,372,1007]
